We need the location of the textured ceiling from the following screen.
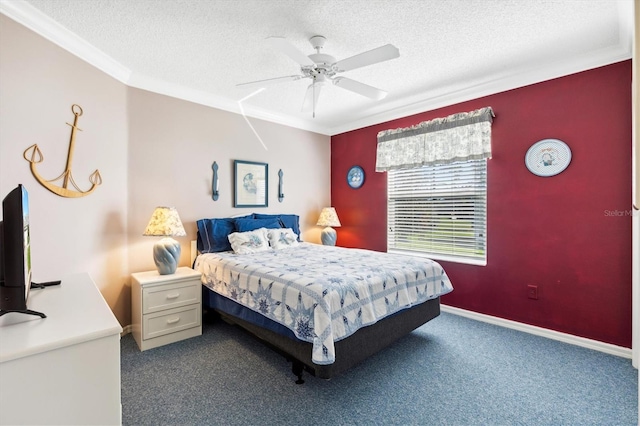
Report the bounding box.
[1,0,633,135]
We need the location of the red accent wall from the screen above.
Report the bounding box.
[331,61,633,348]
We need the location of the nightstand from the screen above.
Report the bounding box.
[131,267,203,351]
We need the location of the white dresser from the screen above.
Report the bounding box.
[0,273,123,425]
[131,267,202,351]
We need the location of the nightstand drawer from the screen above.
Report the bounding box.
[143,304,201,340]
[142,280,201,314]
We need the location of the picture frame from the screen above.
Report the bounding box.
[234,160,268,207]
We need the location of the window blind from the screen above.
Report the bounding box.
[387,159,487,264]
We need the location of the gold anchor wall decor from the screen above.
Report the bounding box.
[23,104,102,198]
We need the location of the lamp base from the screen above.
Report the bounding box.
[153,237,181,275]
[320,227,337,246]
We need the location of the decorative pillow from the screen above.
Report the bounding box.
[227,228,271,254]
[267,228,299,250]
[197,218,235,253]
[234,218,282,233]
[254,214,301,241]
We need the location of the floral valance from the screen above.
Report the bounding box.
[375,107,494,171]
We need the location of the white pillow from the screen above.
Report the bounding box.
[267,228,299,250]
[227,228,271,254]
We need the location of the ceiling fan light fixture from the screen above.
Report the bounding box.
[302,81,323,116]
[313,74,328,85]
[238,35,400,117]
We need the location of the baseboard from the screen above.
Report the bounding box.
[441,304,632,359]
[119,306,631,358]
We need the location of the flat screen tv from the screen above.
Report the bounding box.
[0,184,59,319]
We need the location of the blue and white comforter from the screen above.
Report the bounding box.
[195,243,453,365]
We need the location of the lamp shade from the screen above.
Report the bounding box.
[143,207,186,275]
[316,207,341,227]
[143,207,186,237]
[317,207,340,246]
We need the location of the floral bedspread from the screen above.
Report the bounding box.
[195,243,453,365]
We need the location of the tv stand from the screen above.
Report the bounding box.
[31,280,61,289]
[0,308,46,318]
[0,281,63,317]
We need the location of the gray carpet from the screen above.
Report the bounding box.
[120,312,637,425]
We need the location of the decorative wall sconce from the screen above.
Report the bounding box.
[278,169,284,202]
[212,161,219,201]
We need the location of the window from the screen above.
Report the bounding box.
[377,106,493,265]
[387,159,487,265]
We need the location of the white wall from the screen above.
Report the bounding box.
[126,88,330,277]
[0,15,129,321]
[0,15,331,326]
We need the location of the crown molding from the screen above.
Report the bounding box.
[328,0,634,135]
[0,0,131,83]
[330,44,632,135]
[0,0,332,135]
[1,0,633,137]
[126,71,331,135]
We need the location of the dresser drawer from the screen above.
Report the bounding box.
[142,279,201,314]
[142,304,201,340]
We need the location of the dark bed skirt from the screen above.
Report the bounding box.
[202,286,441,379]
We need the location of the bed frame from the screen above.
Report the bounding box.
[202,286,441,383]
[191,241,442,383]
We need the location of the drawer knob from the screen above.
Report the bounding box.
[166,292,180,299]
[166,317,181,324]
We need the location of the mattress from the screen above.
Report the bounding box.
[195,242,453,365]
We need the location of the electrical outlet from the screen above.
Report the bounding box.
[527,285,538,300]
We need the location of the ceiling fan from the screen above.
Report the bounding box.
[237,35,400,116]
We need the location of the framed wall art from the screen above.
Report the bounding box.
[234,160,268,207]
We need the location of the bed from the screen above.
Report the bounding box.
[193,214,453,382]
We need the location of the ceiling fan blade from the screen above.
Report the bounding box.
[332,77,387,100]
[267,37,316,67]
[333,44,400,72]
[236,75,302,89]
[301,83,323,113]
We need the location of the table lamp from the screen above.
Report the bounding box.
[143,206,186,275]
[316,207,341,246]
